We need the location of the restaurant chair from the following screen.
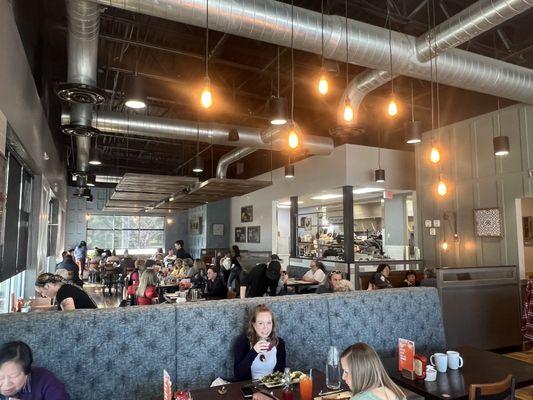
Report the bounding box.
[101,264,120,296]
[468,374,515,400]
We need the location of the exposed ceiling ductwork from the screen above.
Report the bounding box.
[339,0,533,124]
[89,0,533,107]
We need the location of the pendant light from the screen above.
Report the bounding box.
[89,138,102,166]
[270,47,288,125]
[200,0,213,109]
[441,240,448,251]
[405,82,422,144]
[317,0,329,96]
[375,132,385,183]
[343,0,354,122]
[288,0,300,150]
[228,128,240,142]
[441,215,448,250]
[284,162,295,178]
[125,75,146,109]
[493,99,510,156]
[192,123,204,173]
[386,6,398,118]
[430,146,441,164]
[437,174,447,196]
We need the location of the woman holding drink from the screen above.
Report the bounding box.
[233,304,286,381]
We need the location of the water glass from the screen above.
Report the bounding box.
[326,346,341,390]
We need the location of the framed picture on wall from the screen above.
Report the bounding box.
[474,208,503,238]
[212,223,224,236]
[241,205,253,222]
[189,216,203,235]
[235,227,247,243]
[247,226,260,243]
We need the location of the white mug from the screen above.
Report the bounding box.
[446,351,464,370]
[425,366,437,382]
[430,353,448,373]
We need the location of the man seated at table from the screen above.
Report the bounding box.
[316,270,343,294]
[241,256,282,298]
[204,267,228,300]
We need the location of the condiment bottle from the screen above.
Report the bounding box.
[282,367,293,400]
[414,354,427,380]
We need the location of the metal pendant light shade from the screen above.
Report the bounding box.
[228,128,240,142]
[86,173,96,187]
[89,145,102,166]
[192,156,204,173]
[405,120,422,144]
[270,97,288,125]
[493,135,510,156]
[375,168,385,183]
[285,163,295,178]
[125,75,146,109]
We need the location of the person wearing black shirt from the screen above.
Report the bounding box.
[174,240,192,260]
[35,273,97,310]
[204,267,227,300]
[242,258,281,298]
[56,255,83,286]
[370,264,393,289]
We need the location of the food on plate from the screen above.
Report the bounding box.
[321,392,351,400]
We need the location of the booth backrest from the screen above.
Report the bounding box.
[0,288,445,400]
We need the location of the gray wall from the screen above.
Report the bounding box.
[416,103,532,272]
[206,198,230,250]
[384,194,408,253]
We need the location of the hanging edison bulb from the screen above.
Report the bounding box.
[200,77,213,109]
[441,240,448,251]
[318,68,329,95]
[387,97,398,117]
[430,146,441,164]
[288,128,300,149]
[437,175,447,197]
[343,98,354,122]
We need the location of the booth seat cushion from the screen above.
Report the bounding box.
[172,294,330,389]
[287,265,308,279]
[327,288,445,358]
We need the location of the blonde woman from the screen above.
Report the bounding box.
[171,258,183,278]
[340,343,405,400]
[135,269,159,306]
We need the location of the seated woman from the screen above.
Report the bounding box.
[370,264,393,289]
[316,271,343,294]
[171,258,183,278]
[233,304,286,381]
[0,341,70,400]
[204,267,228,300]
[135,269,159,306]
[401,270,420,287]
[341,343,405,400]
[302,260,327,285]
[35,273,96,310]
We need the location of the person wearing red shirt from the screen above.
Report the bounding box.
[135,269,159,306]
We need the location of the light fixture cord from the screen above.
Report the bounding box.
[433,0,440,130]
[427,0,435,137]
[387,3,394,95]
[345,0,349,88]
[291,0,295,121]
[321,0,324,67]
[277,46,280,98]
[410,80,415,122]
[497,97,502,137]
[205,0,209,77]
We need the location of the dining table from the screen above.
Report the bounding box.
[284,279,317,294]
[152,370,423,400]
[382,346,533,400]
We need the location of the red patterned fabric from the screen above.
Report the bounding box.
[522,279,533,341]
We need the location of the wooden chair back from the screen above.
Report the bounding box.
[468,374,515,400]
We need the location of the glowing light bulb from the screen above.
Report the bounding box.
[441,241,448,251]
[318,70,329,95]
[430,147,441,164]
[200,78,213,109]
[437,176,447,196]
[288,130,299,149]
[343,99,354,122]
[387,98,398,117]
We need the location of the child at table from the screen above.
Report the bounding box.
[341,343,405,400]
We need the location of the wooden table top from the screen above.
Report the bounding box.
[383,346,533,400]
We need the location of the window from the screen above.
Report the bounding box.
[87,215,164,253]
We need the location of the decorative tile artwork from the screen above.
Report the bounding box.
[474,208,503,237]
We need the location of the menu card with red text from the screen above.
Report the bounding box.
[398,338,415,372]
[163,369,172,400]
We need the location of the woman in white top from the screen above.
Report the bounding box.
[302,260,327,285]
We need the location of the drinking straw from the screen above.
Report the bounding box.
[309,368,313,379]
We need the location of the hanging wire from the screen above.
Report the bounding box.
[410,81,415,121]
[345,0,349,88]
[277,46,280,98]
[205,0,209,77]
[291,0,295,121]
[321,0,325,67]
[387,2,394,95]
[432,0,441,130]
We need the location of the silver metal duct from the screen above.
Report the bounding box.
[61,110,335,155]
[216,147,256,179]
[91,0,533,105]
[341,0,533,124]
[67,0,100,171]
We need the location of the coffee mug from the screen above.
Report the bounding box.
[430,353,448,373]
[425,366,437,382]
[446,351,463,370]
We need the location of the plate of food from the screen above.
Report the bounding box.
[260,371,305,388]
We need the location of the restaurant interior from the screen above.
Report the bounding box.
[1,0,533,399]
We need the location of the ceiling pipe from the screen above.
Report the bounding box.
[67,0,101,172]
[216,147,256,179]
[61,111,334,155]
[90,0,533,106]
[339,0,533,124]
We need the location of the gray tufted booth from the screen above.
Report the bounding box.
[0,288,445,400]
